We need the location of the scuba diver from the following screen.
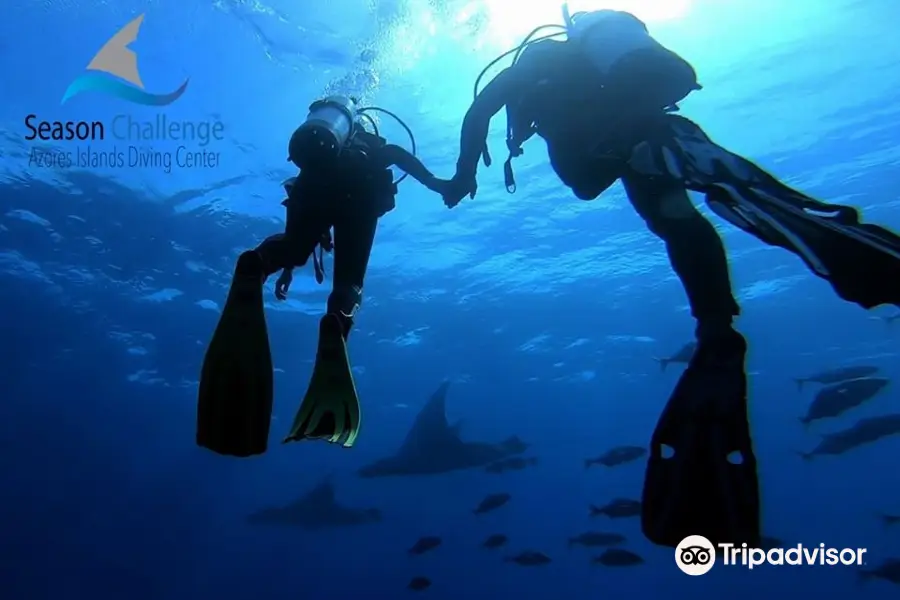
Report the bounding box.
[197,95,445,458]
[439,6,900,548]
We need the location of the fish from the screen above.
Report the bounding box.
[591,548,645,567]
[798,413,900,460]
[246,477,381,529]
[408,536,441,555]
[473,493,511,514]
[799,378,889,427]
[481,534,508,549]
[585,445,646,468]
[505,550,551,566]
[882,312,900,326]
[589,498,641,519]
[878,513,900,528]
[484,456,538,474]
[654,342,696,372]
[407,576,431,591]
[357,382,528,477]
[794,366,880,391]
[859,558,900,585]
[567,531,626,548]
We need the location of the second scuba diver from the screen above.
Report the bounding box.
[438,6,900,548]
[197,95,446,458]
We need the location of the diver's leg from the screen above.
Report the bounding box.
[622,174,740,344]
[254,202,326,277]
[284,214,377,448]
[624,173,759,550]
[327,214,378,339]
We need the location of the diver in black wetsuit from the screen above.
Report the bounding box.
[261,120,439,338]
[197,95,445,459]
[438,7,900,549]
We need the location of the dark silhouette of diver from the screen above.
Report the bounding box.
[197,95,445,458]
[439,6,900,548]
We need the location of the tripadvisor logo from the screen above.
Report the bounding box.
[24,12,225,173]
[675,535,867,575]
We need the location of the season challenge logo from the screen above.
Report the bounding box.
[25,114,223,173]
[25,12,222,173]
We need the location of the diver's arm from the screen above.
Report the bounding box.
[456,67,524,179]
[379,144,443,192]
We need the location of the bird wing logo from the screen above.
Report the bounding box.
[61,14,189,105]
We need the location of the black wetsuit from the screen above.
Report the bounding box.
[255,131,439,338]
[456,39,740,333]
[458,37,900,319]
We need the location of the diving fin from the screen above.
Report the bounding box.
[641,330,760,548]
[284,313,361,448]
[196,250,273,457]
[706,184,900,309]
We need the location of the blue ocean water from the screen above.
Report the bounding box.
[2,0,900,597]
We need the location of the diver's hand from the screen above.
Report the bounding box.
[441,173,477,208]
[275,269,293,300]
[427,178,455,205]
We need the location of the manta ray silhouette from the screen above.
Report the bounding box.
[357,381,528,477]
[246,477,381,529]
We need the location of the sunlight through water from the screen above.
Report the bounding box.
[473,0,693,46]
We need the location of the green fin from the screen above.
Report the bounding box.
[284,314,361,448]
[196,251,273,457]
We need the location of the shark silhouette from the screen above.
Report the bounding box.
[357,381,528,477]
[246,477,381,529]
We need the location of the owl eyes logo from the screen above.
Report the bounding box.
[675,535,716,575]
[61,13,189,106]
[680,545,712,565]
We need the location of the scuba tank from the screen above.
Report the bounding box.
[288,95,359,170]
[562,4,700,108]
[287,96,417,185]
[563,7,656,76]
